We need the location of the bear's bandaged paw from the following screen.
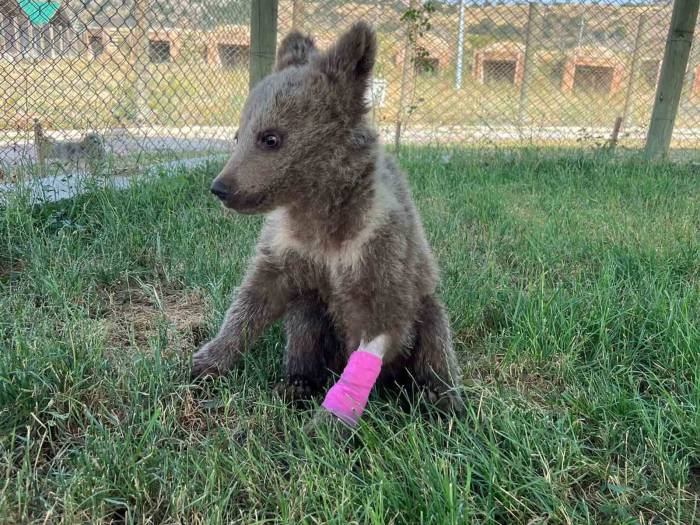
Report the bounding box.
[321,350,382,426]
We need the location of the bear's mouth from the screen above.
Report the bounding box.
[224,191,268,214]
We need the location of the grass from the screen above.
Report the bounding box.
[1,149,699,523]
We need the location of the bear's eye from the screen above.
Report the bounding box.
[259,131,282,150]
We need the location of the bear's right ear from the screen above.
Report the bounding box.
[274,31,317,71]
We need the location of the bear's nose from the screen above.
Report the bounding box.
[210,180,230,201]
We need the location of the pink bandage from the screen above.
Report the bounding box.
[321,350,382,426]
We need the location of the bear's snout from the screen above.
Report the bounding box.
[210,179,231,201]
[210,176,269,214]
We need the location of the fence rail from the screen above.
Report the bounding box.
[0,0,698,180]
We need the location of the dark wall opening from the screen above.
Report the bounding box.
[149,39,171,63]
[573,65,613,93]
[484,59,516,84]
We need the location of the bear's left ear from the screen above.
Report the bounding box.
[275,31,317,71]
[312,21,376,111]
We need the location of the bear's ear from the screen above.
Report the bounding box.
[311,21,376,117]
[313,21,376,85]
[274,31,317,71]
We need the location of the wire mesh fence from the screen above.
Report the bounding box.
[1,0,698,182]
[0,0,251,180]
[282,0,699,153]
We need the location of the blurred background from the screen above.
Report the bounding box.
[1,0,698,181]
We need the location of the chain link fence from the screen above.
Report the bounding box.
[282,0,699,153]
[1,0,698,181]
[0,0,251,180]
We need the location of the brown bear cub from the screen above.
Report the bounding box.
[192,21,464,419]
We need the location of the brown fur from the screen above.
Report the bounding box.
[193,22,464,415]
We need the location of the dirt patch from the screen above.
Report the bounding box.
[462,351,567,406]
[102,284,209,358]
[0,257,22,284]
[689,464,700,495]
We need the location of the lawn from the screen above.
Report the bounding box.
[1,149,698,523]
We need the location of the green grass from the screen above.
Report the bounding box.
[1,150,699,523]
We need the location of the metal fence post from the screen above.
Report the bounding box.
[394,0,418,150]
[454,0,465,90]
[33,119,46,177]
[621,14,645,129]
[132,0,150,125]
[518,2,538,127]
[250,0,278,90]
[644,0,699,159]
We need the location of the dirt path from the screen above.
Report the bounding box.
[2,123,699,169]
[0,155,225,205]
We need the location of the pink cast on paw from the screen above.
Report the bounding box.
[321,350,382,426]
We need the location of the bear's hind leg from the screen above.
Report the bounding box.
[404,295,465,416]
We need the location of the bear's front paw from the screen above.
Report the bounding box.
[190,338,233,379]
[274,376,319,403]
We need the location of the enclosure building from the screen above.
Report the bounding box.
[80,24,251,67]
[1,2,250,70]
[201,25,250,68]
[82,26,186,63]
[560,46,626,95]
